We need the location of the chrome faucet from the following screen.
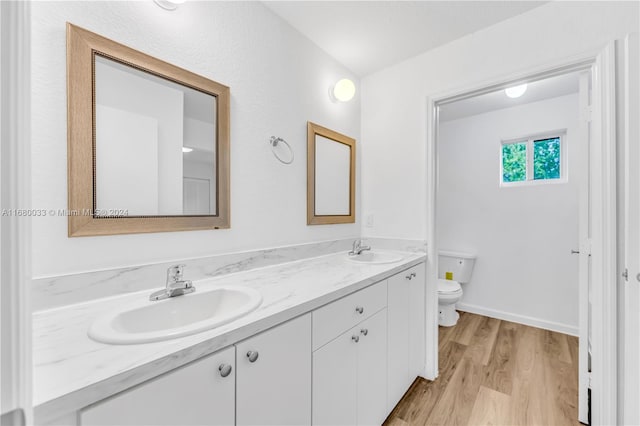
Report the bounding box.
[348,239,371,256]
[149,264,195,301]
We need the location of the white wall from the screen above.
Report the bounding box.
[31,1,360,277]
[184,117,215,152]
[183,117,216,213]
[96,105,160,215]
[438,94,580,333]
[95,56,185,215]
[360,1,638,240]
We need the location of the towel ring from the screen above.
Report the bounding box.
[269,136,294,165]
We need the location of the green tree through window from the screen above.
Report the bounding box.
[501,134,564,184]
[502,142,527,182]
[533,137,561,180]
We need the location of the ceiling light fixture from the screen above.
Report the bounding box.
[329,78,356,102]
[505,84,528,98]
[182,147,193,153]
[154,0,185,11]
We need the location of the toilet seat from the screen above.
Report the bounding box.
[438,279,461,294]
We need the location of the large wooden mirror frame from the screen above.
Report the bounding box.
[67,23,230,237]
[307,122,356,225]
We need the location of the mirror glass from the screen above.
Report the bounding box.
[94,55,217,217]
[314,135,350,215]
[307,122,355,225]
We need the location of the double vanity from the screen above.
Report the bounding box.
[33,247,426,426]
[25,19,427,426]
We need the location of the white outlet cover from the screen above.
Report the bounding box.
[365,214,374,227]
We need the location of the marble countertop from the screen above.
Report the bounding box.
[33,250,426,421]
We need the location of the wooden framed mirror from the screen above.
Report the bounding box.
[66,23,230,236]
[307,122,355,225]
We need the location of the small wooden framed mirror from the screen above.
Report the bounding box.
[307,122,356,225]
[67,23,230,237]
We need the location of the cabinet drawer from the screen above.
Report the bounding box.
[313,280,387,350]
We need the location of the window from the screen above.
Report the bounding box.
[501,132,565,185]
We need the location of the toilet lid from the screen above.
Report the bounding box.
[438,279,461,293]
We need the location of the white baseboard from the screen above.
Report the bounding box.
[456,302,579,336]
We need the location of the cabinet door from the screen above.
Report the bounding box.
[357,309,388,426]
[387,271,410,409]
[80,346,235,426]
[236,314,311,426]
[408,263,426,379]
[312,330,358,426]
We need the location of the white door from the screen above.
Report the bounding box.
[588,41,619,426]
[576,69,592,425]
[623,32,640,426]
[80,347,236,426]
[236,314,311,426]
[573,42,621,426]
[312,328,358,426]
[183,177,211,215]
[357,309,388,426]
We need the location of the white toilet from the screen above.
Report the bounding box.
[438,250,476,327]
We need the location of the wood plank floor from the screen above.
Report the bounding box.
[384,312,581,426]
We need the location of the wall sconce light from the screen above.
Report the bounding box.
[329,78,356,102]
[154,0,185,11]
[505,83,528,98]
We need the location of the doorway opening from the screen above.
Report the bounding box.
[435,69,589,424]
[424,45,618,426]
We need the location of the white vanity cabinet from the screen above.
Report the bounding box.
[57,261,427,426]
[235,313,312,426]
[79,346,236,426]
[78,315,312,426]
[312,281,388,426]
[387,263,426,409]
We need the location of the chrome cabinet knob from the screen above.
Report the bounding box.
[355,306,364,314]
[246,350,259,363]
[406,274,412,280]
[361,328,368,336]
[352,335,360,343]
[218,363,232,377]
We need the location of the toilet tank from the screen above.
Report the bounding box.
[438,250,476,284]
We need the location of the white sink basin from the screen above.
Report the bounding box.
[89,286,262,345]
[346,250,404,265]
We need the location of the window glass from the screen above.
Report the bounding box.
[502,142,527,182]
[533,137,561,180]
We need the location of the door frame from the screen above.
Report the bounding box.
[424,44,618,425]
[0,1,32,424]
[622,32,639,426]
